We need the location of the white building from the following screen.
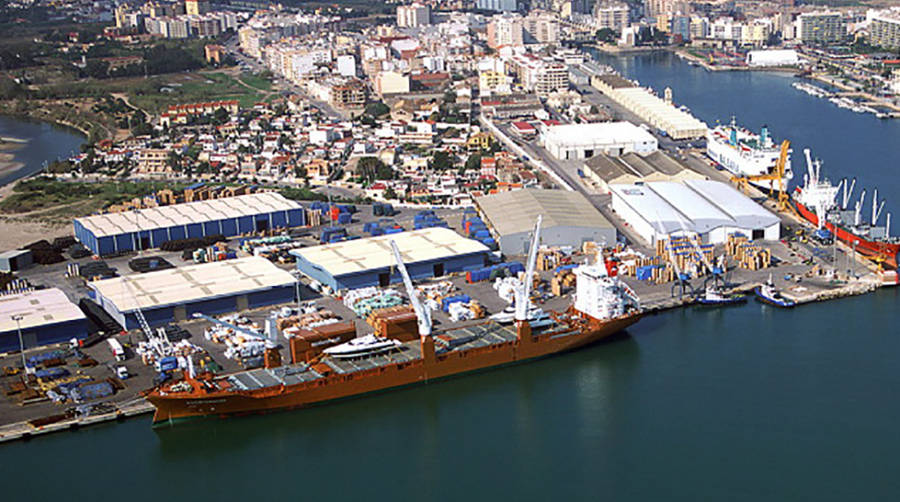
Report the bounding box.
[336,54,356,76]
[543,122,658,160]
[746,49,800,67]
[609,180,781,245]
[596,2,630,33]
[396,3,431,27]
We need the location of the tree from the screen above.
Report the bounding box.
[365,101,390,117]
[431,151,454,170]
[596,28,618,44]
[464,153,482,172]
[357,157,394,183]
[383,186,398,200]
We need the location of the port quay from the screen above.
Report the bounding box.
[3,11,900,500]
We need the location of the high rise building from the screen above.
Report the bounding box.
[396,3,431,27]
[868,9,900,50]
[797,11,846,44]
[477,0,518,13]
[487,14,524,48]
[595,2,630,33]
[185,0,210,16]
[524,12,560,43]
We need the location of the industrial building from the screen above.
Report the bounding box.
[0,249,33,273]
[609,180,781,245]
[583,150,704,193]
[292,227,490,291]
[474,189,617,254]
[73,192,306,256]
[0,288,88,353]
[89,256,297,330]
[542,122,658,160]
[591,75,708,140]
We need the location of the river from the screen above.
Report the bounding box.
[2,55,900,501]
[0,115,85,187]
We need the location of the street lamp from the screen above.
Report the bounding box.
[11,314,25,376]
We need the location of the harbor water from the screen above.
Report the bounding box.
[3,55,900,501]
[0,115,85,187]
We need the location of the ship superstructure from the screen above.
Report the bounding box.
[706,119,793,191]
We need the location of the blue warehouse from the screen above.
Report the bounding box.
[89,257,297,330]
[0,288,89,353]
[291,227,491,292]
[73,192,306,256]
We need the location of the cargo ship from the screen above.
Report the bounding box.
[706,119,793,192]
[147,220,643,426]
[792,148,900,268]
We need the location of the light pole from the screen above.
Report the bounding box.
[12,314,25,376]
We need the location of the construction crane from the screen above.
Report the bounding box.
[514,215,542,323]
[390,241,432,337]
[732,139,799,216]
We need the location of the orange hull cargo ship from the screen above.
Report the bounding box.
[147,262,642,426]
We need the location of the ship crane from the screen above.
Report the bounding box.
[514,216,542,322]
[872,189,885,227]
[855,189,866,227]
[732,139,799,218]
[842,178,856,210]
[390,240,432,337]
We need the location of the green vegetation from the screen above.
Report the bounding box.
[279,186,329,202]
[126,71,273,113]
[0,177,183,214]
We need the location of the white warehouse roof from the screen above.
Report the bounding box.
[75,192,302,238]
[684,179,781,229]
[644,181,733,233]
[89,256,296,313]
[542,122,656,148]
[291,227,489,277]
[0,288,86,333]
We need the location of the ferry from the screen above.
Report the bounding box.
[706,118,793,192]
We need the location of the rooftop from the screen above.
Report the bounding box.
[75,192,302,238]
[475,188,614,236]
[543,122,656,147]
[89,256,296,313]
[0,288,86,333]
[291,227,489,277]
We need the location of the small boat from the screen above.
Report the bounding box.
[695,285,746,306]
[322,334,401,358]
[753,277,796,308]
[490,304,547,325]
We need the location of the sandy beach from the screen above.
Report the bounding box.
[0,181,73,250]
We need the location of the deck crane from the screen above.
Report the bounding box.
[732,139,799,217]
[390,241,432,337]
[514,215,542,322]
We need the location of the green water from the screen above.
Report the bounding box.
[3,55,900,500]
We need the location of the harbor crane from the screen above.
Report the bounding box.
[732,139,800,217]
[650,212,694,300]
[390,240,432,337]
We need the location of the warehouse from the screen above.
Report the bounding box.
[746,49,800,67]
[583,150,704,193]
[475,188,617,254]
[609,180,780,245]
[542,122,658,160]
[73,192,306,256]
[0,288,88,353]
[591,76,708,140]
[89,256,296,330]
[292,227,490,291]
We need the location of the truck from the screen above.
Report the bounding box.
[107,338,126,362]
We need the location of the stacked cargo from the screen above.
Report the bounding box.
[537,247,574,272]
[129,256,175,273]
[309,202,357,224]
[414,210,451,230]
[727,234,771,270]
[461,214,497,251]
[277,309,341,336]
[363,220,404,236]
[320,226,349,244]
[343,287,405,317]
[551,266,578,296]
[465,262,525,283]
[160,234,226,253]
[373,202,397,217]
[367,306,419,341]
[447,300,485,322]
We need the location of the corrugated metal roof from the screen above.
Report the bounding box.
[0,288,85,333]
[89,256,295,313]
[684,179,781,229]
[74,192,302,238]
[291,227,489,277]
[475,188,614,236]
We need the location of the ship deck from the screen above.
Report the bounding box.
[217,319,572,392]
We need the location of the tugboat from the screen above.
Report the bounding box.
[753,276,796,308]
[695,285,746,307]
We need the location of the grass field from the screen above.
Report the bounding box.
[0,177,183,215]
[126,71,274,113]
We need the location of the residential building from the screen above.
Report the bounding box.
[596,2,630,33]
[524,12,559,43]
[185,0,210,16]
[477,0,518,13]
[798,11,846,44]
[396,3,431,27]
[869,9,900,50]
[487,14,524,48]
